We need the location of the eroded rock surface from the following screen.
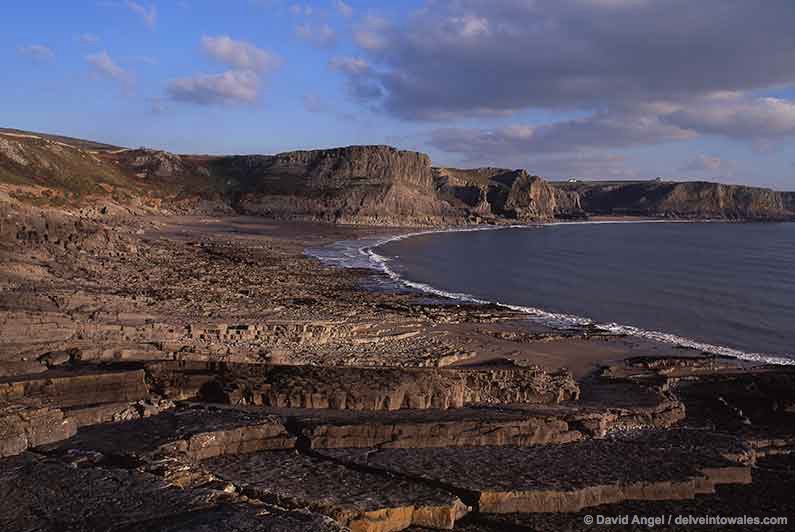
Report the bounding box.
[186,364,579,410]
[0,453,346,532]
[1,163,794,531]
[319,429,753,514]
[45,404,295,461]
[0,402,76,457]
[204,450,469,531]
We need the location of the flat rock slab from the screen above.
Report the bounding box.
[0,453,344,532]
[203,450,469,531]
[448,454,795,532]
[44,404,294,460]
[319,430,753,514]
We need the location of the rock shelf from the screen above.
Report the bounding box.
[2,210,794,530]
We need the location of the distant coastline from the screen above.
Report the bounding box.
[3,128,795,227]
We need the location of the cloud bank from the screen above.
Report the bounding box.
[168,36,282,105]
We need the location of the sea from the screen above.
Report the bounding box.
[308,221,795,365]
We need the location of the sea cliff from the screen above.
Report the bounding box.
[1,128,793,225]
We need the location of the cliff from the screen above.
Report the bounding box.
[555,180,795,221]
[434,167,584,221]
[1,128,793,225]
[215,146,454,225]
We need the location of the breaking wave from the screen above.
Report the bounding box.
[307,222,795,367]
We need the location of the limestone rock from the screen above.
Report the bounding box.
[190,364,579,410]
[46,404,295,460]
[0,367,149,408]
[556,180,795,221]
[320,429,753,514]
[0,402,76,457]
[203,450,469,531]
[0,453,345,532]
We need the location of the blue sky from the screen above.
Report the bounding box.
[3,0,795,189]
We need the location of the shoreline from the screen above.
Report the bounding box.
[309,219,795,370]
[3,209,795,528]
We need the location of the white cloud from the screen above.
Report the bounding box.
[168,36,282,106]
[17,44,54,62]
[665,96,795,139]
[296,23,337,48]
[334,0,353,17]
[167,70,260,105]
[86,51,127,81]
[430,110,694,161]
[126,1,157,29]
[201,35,281,73]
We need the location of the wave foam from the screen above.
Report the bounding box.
[307,222,795,367]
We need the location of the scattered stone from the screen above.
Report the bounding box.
[37,350,72,368]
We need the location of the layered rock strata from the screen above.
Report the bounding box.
[182,364,580,409]
[318,429,753,514]
[204,450,470,531]
[4,128,793,224]
[0,354,791,531]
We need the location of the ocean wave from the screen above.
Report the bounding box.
[306,222,795,367]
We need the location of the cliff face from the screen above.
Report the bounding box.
[1,128,793,225]
[216,146,454,225]
[556,181,795,221]
[435,167,584,221]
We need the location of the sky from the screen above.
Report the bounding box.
[3,0,795,189]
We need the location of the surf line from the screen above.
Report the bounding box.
[352,222,795,367]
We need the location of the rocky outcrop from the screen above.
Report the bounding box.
[0,402,76,457]
[292,407,583,449]
[46,405,295,460]
[435,167,584,221]
[220,145,455,225]
[118,148,189,180]
[189,364,579,410]
[0,352,790,530]
[3,128,792,223]
[556,180,795,220]
[0,367,149,407]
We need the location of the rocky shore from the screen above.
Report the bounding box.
[1,129,794,531]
